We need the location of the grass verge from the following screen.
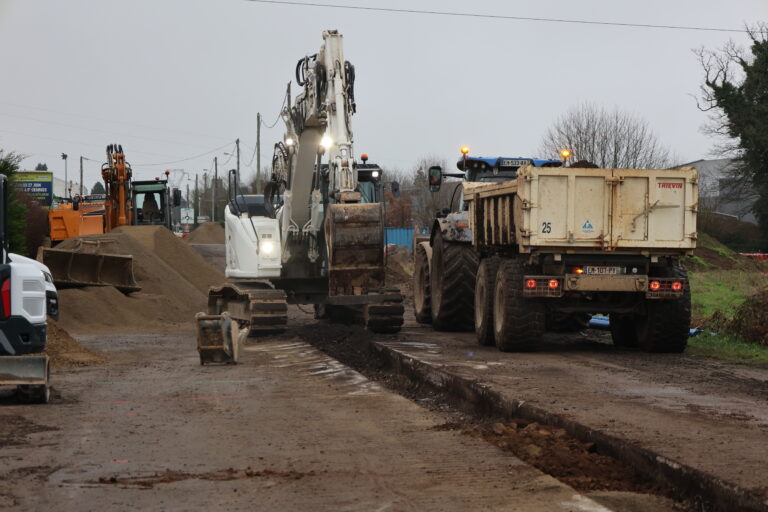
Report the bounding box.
[688,270,768,320]
[688,332,768,364]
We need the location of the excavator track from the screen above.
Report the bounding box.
[363,288,404,334]
[206,282,288,336]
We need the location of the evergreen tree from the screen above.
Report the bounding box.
[0,150,28,254]
[34,162,48,171]
[91,181,105,195]
[698,25,768,246]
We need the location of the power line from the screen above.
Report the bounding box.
[0,111,223,150]
[132,142,235,166]
[0,100,233,142]
[245,0,747,33]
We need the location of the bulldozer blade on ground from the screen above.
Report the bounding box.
[0,355,50,403]
[325,202,385,296]
[196,312,239,365]
[41,247,140,293]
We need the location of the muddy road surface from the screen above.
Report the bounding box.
[0,328,623,512]
[354,307,768,510]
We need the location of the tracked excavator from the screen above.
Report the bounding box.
[42,145,178,293]
[196,30,403,364]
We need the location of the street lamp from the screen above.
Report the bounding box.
[61,153,68,199]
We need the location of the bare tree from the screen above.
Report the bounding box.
[539,103,673,169]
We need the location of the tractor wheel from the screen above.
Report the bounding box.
[493,258,545,351]
[475,257,500,346]
[429,235,478,331]
[413,244,432,324]
[636,266,691,353]
[609,314,639,347]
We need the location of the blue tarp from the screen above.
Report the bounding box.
[589,316,702,337]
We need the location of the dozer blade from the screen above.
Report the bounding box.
[0,355,50,403]
[325,203,385,296]
[195,312,239,365]
[41,247,140,293]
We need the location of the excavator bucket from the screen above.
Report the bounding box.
[0,355,50,403]
[325,203,386,296]
[195,312,240,365]
[41,247,140,294]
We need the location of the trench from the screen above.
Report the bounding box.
[281,322,767,512]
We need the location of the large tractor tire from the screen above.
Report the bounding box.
[493,258,545,351]
[429,235,478,331]
[636,266,691,353]
[609,314,639,347]
[545,311,592,332]
[475,257,500,346]
[413,244,432,324]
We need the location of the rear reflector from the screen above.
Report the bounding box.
[672,281,683,291]
[649,280,661,291]
[525,279,537,289]
[548,279,559,289]
[1,278,10,318]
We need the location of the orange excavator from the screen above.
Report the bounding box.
[47,144,134,243]
[42,144,178,293]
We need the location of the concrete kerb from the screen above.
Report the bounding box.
[363,338,768,512]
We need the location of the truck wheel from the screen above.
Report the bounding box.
[636,266,691,353]
[609,314,639,347]
[545,311,592,332]
[429,235,478,331]
[475,257,500,346]
[493,258,545,351]
[413,244,432,324]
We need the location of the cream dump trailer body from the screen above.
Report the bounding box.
[464,165,698,254]
[463,165,697,354]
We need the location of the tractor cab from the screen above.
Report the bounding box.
[457,156,563,183]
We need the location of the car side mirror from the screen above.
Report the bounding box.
[428,166,442,193]
[173,188,182,207]
[390,181,400,199]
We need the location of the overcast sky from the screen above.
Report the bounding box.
[0,0,765,189]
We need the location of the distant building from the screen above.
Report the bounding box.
[676,158,758,225]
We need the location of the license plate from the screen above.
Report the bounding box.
[499,159,529,168]
[583,266,623,275]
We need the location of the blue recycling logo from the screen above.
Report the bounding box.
[582,220,595,233]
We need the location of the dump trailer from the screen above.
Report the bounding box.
[464,163,698,352]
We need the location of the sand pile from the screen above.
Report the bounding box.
[45,321,105,367]
[185,222,225,244]
[718,290,768,345]
[54,226,224,334]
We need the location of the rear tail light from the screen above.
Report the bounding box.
[548,279,559,289]
[525,279,537,289]
[671,281,683,291]
[649,280,661,291]
[1,278,10,318]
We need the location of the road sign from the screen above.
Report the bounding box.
[181,208,194,225]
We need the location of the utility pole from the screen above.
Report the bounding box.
[256,113,261,194]
[194,173,199,225]
[235,138,241,193]
[79,156,83,196]
[61,153,68,199]
[213,156,218,222]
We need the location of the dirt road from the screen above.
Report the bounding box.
[366,313,768,509]
[0,329,615,511]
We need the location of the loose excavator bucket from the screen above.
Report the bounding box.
[0,355,50,403]
[41,247,140,293]
[325,203,386,296]
[195,312,240,365]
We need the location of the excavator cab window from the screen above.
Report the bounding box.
[132,183,169,225]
